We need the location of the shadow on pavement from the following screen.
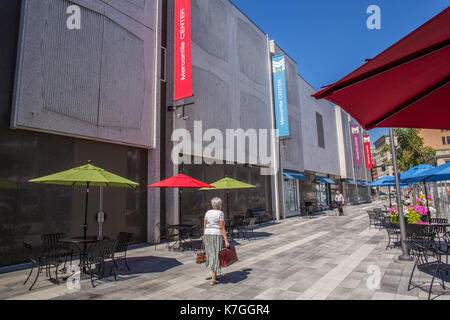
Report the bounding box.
[219,268,252,284]
[114,256,183,275]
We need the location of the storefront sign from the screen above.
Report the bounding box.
[272,54,290,137]
[363,135,373,169]
[351,125,362,166]
[174,0,192,101]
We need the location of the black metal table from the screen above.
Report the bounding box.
[59,236,107,274]
[166,225,194,251]
[225,219,242,240]
[411,223,450,251]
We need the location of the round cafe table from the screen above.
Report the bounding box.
[59,236,109,274]
[166,225,193,251]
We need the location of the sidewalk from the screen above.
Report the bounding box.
[0,201,448,300]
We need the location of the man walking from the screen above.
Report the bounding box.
[335,191,345,216]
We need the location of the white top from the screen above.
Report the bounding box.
[204,210,225,235]
[335,194,344,203]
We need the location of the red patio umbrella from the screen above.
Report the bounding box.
[147,174,215,226]
[313,7,450,130]
[147,174,214,189]
[313,7,450,261]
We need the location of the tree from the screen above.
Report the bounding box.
[379,128,436,172]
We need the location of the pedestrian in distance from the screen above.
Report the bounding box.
[202,197,230,285]
[335,191,345,216]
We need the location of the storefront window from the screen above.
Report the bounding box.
[345,183,371,203]
[284,178,299,215]
[180,163,272,226]
[315,182,329,208]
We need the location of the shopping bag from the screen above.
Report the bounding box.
[196,251,207,264]
[219,245,238,267]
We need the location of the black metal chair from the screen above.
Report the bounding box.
[85,239,119,288]
[374,210,387,229]
[404,240,450,300]
[23,242,62,290]
[406,224,434,244]
[113,232,133,271]
[367,211,378,230]
[237,217,257,241]
[41,233,74,279]
[382,217,400,250]
[430,218,449,240]
[155,223,178,250]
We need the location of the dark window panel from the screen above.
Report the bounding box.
[316,112,325,148]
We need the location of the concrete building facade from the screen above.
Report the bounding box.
[419,129,450,166]
[0,0,371,267]
[1,0,163,266]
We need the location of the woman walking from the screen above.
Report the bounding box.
[203,197,229,285]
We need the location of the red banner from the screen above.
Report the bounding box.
[351,125,362,166]
[363,135,373,169]
[174,0,192,101]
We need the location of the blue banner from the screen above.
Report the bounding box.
[272,54,290,137]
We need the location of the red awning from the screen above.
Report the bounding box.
[313,7,450,130]
[147,174,215,189]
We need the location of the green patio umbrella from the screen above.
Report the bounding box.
[29,161,139,241]
[199,177,256,218]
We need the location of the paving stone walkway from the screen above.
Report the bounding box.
[1,201,449,300]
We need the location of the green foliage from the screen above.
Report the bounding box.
[379,128,436,172]
[390,214,399,224]
[390,204,427,224]
[405,211,422,224]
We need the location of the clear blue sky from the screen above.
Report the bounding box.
[230,0,449,144]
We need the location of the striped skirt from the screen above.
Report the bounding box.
[204,234,223,273]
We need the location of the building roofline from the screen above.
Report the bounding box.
[228,0,268,36]
[374,134,389,146]
[228,0,334,108]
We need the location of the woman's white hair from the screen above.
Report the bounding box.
[211,197,222,209]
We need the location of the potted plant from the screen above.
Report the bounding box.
[389,199,431,224]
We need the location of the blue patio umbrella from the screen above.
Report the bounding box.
[399,164,435,213]
[366,176,395,187]
[402,162,450,213]
[401,162,450,183]
[366,176,397,206]
[380,181,410,188]
[381,179,410,207]
[399,165,435,183]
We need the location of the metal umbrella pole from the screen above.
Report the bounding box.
[388,186,392,207]
[83,182,90,242]
[424,182,430,219]
[97,186,104,240]
[389,128,412,261]
[226,190,230,219]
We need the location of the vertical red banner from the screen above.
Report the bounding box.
[363,135,373,169]
[174,0,192,101]
[351,125,362,166]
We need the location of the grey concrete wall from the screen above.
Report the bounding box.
[11,0,158,148]
[298,77,340,176]
[166,0,273,167]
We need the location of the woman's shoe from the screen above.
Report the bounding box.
[210,279,220,285]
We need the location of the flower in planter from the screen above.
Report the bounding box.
[416,195,432,207]
[389,202,429,224]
